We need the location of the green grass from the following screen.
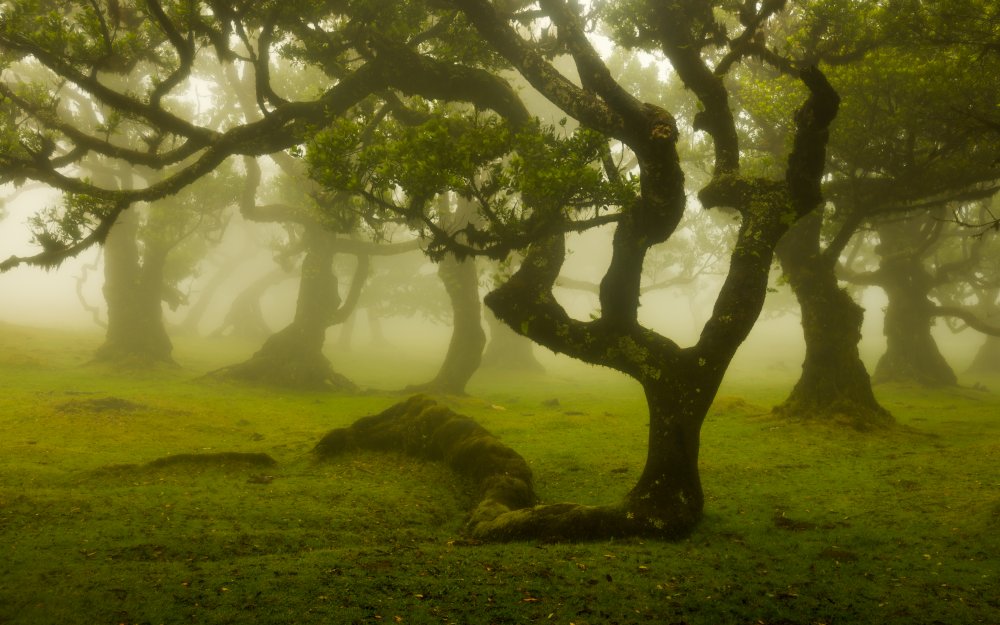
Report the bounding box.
[1,322,997,625]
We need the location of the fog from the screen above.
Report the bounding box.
[1,184,986,380]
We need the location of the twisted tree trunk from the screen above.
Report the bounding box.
[774,213,892,429]
[406,253,487,395]
[871,255,957,386]
[210,230,367,390]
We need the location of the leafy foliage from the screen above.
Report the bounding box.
[308,106,635,258]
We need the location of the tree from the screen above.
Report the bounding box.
[97,171,233,364]
[208,265,291,340]
[843,204,1000,386]
[309,1,840,538]
[727,3,893,428]
[405,197,487,395]
[208,157,419,390]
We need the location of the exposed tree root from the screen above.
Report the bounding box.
[313,395,698,542]
[315,395,536,531]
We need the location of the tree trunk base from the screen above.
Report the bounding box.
[208,353,355,391]
[872,355,958,387]
[772,395,894,431]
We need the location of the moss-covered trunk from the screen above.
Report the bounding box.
[94,210,174,365]
[407,254,486,394]
[774,213,891,428]
[623,380,707,532]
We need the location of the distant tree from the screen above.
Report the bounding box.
[393,195,487,395]
[337,248,444,351]
[481,255,545,373]
[480,307,545,372]
[208,265,292,341]
[842,203,1000,386]
[933,203,1000,375]
[40,164,234,365]
[208,157,418,390]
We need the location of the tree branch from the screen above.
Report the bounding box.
[932,305,1000,337]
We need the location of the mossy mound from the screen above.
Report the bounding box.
[91,452,277,477]
[314,395,537,532]
[57,396,147,414]
[145,451,277,470]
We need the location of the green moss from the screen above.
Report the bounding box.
[313,395,537,530]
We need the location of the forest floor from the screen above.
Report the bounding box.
[0,322,997,625]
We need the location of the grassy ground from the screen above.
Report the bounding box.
[0,322,997,625]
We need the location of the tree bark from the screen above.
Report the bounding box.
[622,379,708,531]
[94,210,175,365]
[774,213,892,429]
[406,253,487,395]
[210,230,366,390]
